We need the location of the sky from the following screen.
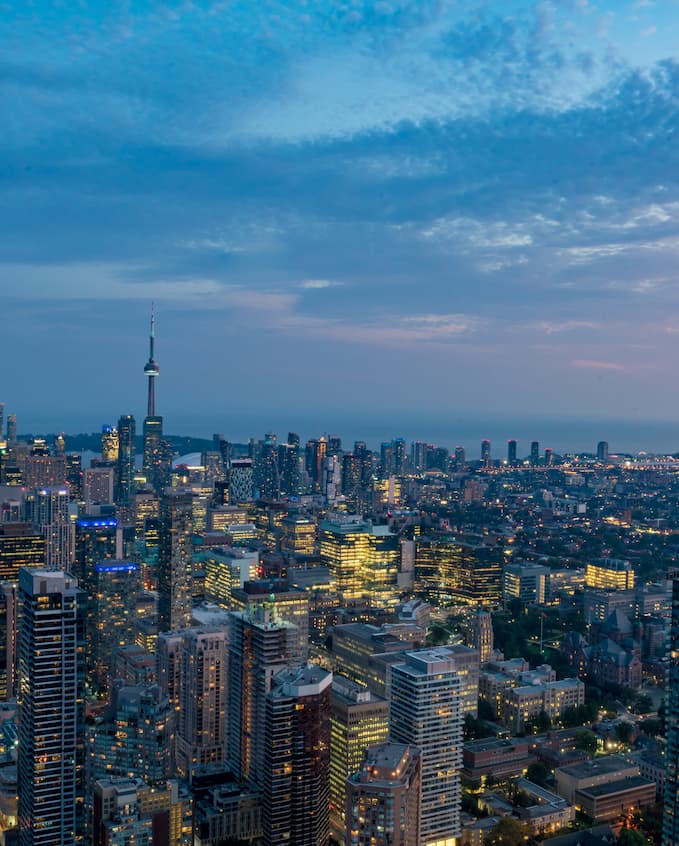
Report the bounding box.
[3,0,679,447]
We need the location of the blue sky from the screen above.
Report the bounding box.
[3,0,679,440]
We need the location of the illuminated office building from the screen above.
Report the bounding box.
[229,459,254,503]
[585,558,635,591]
[0,523,44,581]
[74,516,119,584]
[280,514,316,556]
[330,675,389,839]
[263,664,332,846]
[18,569,83,846]
[320,515,371,604]
[157,491,194,632]
[305,437,327,493]
[202,547,260,606]
[345,743,422,846]
[101,425,119,463]
[389,650,463,846]
[116,415,136,505]
[415,536,502,607]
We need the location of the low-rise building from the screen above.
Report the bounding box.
[574,776,655,822]
[555,756,639,804]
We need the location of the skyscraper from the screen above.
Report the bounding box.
[7,414,17,446]
[18,568,83,846]
[263,664,332,846]
[101,425,119,463]
[25,486,74,570]
[176,628,228,778]
[157,492,194,632]
[389,650,463,846]
[228,606,298,786]
[507,439,517,465]
[466,608,494,664]
[597,440,609,463]
[330,676,389,839]
[481,439,491,467]
[116,415,136,505]
[530,440,540,465]
[345,743,422,846]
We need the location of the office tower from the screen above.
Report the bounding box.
[116,415,136,505]
[664,579,679,845]
[229,458,254,503]
[305,437,327,493]
[379,442,394,477]
[453,445,465,467]
[89,561,140,693]
[544,447,553,466]
[507,439,517,465]
[255,435,280,499]
[74,515,119,584]
[263,664,332,846]
[366,525,400,609]
[530,440,539,465]
[341,453,361,499]
[0,523,44,581]
[6,414,16,446]
[411,442,427,472]
[585,557,635,591]
[280,514,316,556]
[389,650,463,846]
[176,628,228,778]
[101,425,119,462]
[345,743,422,846]
[66,453,83,500]
[26,486,74,570]
[354,441,373,485]
[18,568,83,846]
[466,609,494,663]
[157,491,194,632]
[481,439,491,467]
[330,676,389,839]
[278,439,300,496]
[89,682,176,788]
[0,403,4,442]
[53,433,66,455]
[228,606,298,786]
[597,440,609,462]
[415,536,502,607]
[0,582,19,700]
[320,515,371,604]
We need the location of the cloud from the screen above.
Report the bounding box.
[300,279,342,289]
[572,359,625,371]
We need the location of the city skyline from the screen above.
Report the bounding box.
[3,2,679,425]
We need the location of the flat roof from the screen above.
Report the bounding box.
[576,776,654,799]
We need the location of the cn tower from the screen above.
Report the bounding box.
[142,305,166,492]
[143,305,160,417]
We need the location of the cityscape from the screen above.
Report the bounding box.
[0,313,679,846]
[6,2,679,846]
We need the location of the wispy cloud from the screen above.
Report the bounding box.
[572,359,625,371]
